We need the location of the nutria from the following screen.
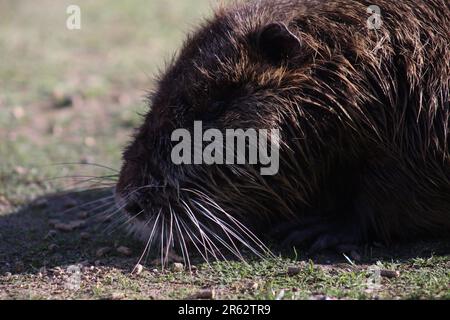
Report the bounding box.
[115,0,450,261]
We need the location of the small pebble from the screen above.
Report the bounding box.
[172,262,184,272]
[5,272,12,278]
[12,106,25,119]
[190,289,216,300]
[51,266,63,275]
[96,247,111,258]
[54,223,74,232]
[133,264,144,275]
[287,266,301,276]
[52,91,73,109]
[380,269,400,278]
[248,282,259,291]
[80,156,94,165]
[109,292,125,300]
[48,244,58,251]
[276,289,286,300]
[116,246,132,256]
[0,196,8,205]
[14,166,28,175]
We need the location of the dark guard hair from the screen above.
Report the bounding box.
[115,0,450,264]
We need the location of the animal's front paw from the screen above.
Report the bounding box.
[275,217,362,254]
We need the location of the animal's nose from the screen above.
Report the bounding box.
[125,200,144,216]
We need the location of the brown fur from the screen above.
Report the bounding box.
[116,0,450,257]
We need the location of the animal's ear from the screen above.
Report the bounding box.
[256,22,302,62]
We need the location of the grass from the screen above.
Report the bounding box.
[0,0,449,300]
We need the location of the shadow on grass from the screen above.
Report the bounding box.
[1,188,449,277]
